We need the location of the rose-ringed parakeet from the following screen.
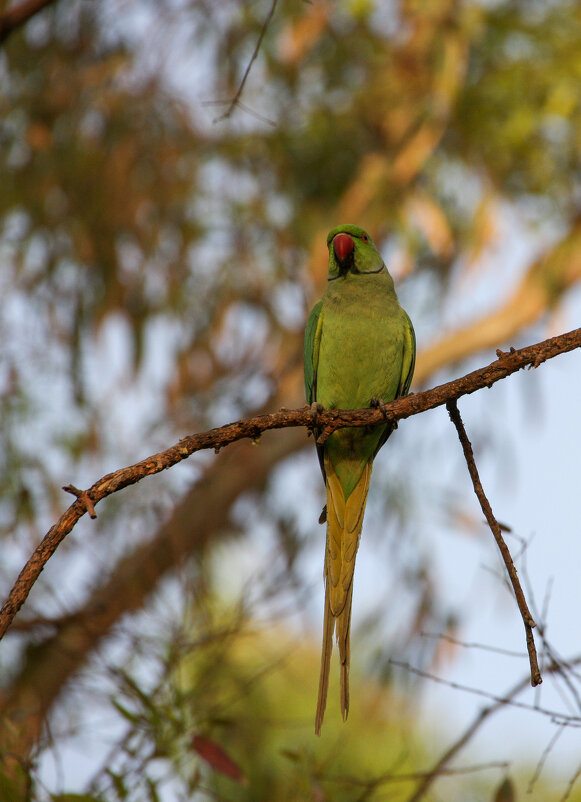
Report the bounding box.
[304,224,416,735]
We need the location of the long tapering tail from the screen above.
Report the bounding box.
[315,457,372,735]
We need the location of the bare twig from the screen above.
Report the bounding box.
[446,399,542,688]
[527,723,566,794]
[0,327,579,641]
[401,671,531,802]
[561,760,581,801]
[528,575,581,713]
[420,631,527,658]
[389,659,578,722]
[211,0,279,123]
[398,653,581,802]
[62,484,97,519]
[324,760,509,790]
[0,0,55,44]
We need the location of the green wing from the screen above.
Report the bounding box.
[303,300,326,480]
[398,312,416,397]
[303,300,323,404]
[374,312,416,458]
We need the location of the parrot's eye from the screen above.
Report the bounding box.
[361,233,369,242]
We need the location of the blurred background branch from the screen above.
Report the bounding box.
[0,0,56,45]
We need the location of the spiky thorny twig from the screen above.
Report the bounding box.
[0,326,580,641]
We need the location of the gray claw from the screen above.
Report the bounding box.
[310,401,324,425]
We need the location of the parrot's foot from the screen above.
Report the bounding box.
[370,397,397,427]
[318,504,327,524]
[310,401,324,426]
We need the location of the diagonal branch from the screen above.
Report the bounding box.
[447,399,541,688]
[0,326,579,642]
[0,430,303,765]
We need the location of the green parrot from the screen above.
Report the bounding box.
[304,224,416,735]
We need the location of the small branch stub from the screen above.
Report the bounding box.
[62,485,97,519]
[496,346,517,358]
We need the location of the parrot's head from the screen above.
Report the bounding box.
[326,224,386,281]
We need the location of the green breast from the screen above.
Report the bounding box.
[316,272,407,498]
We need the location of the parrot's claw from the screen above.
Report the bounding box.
[310,401,324,426]
[370,397,397,428]
[318,504,327,524]
[370,396,386,412]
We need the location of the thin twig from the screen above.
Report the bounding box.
[203,98,276,127]
[534,614,581,713]
[402,673,528,802]
[212,0,279,123]
[561,760,581,802]
[62,484,97,519]
[389,659,576,721]
[0,327,579,641]
[420,631,527,658]
[399,653,581,802]
[446,399,542,687]
[527,722,566,794]
[324,760,509,788]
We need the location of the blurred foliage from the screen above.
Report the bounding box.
[71,595,484,801]
[1,0,581,799]
[454,3,581,199]
[2,0,581,506]
[44,589,580,802]
[96,599,433,801]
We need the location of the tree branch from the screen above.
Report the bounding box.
[0,0,56,45]
[0,326,579,642]
[0,430,302,767]
[446,399,542,688]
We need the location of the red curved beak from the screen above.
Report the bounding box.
[333,233,354,262]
